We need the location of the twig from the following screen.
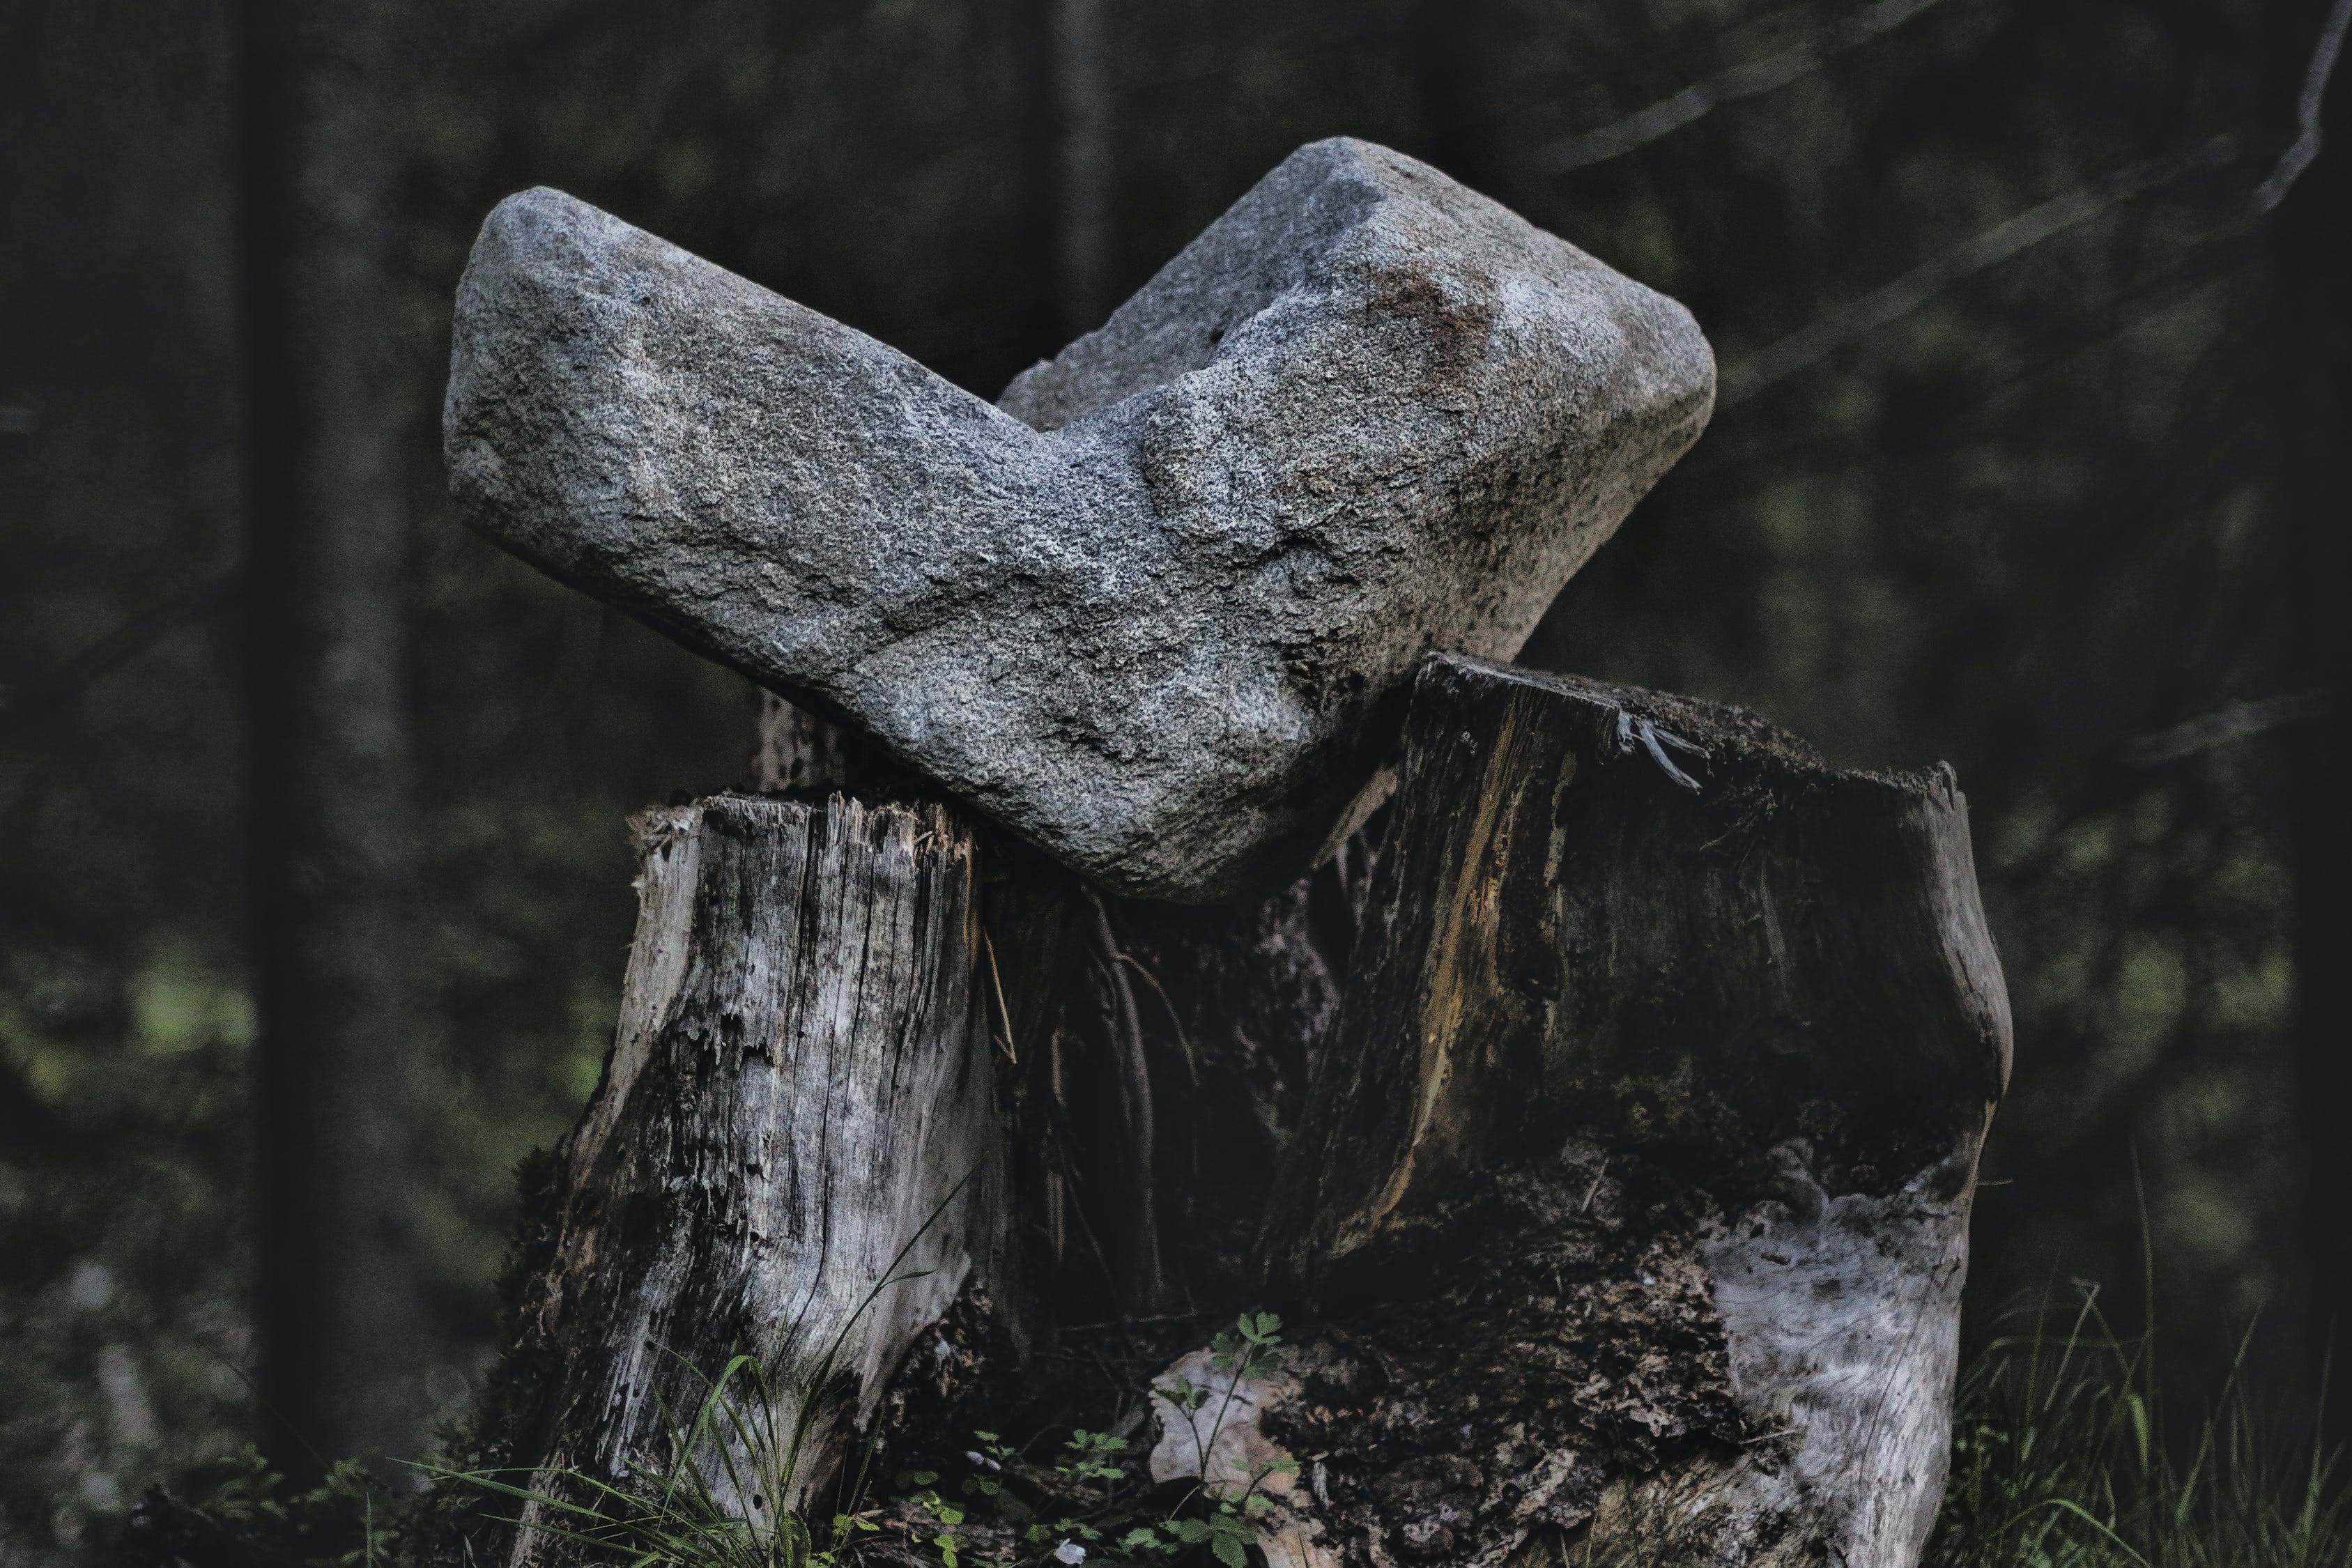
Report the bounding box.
[1668,227,2259,505]
[1087,893,1167,1309]
[1116,952,1197,1088]
[1055,1310,1215,1334]
[983,928,1019,1064]
[2119,689,2331,766]
[2259,0,2352,210]
[1719,131,2249,408]
[1613,709,1703,790]
[1539,0,1957,174]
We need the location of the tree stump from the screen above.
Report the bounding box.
[399,656,2005,1568]
[438,793,1000,1568]
[1238,655,2011,1567]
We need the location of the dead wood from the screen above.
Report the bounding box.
[415,655,2007,1568]
[436,794,999,1568]
[1243,654,2011,1568]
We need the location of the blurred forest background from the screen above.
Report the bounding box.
[1,0,2338,1560]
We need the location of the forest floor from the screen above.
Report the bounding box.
[1922,1293,2349,1568]
[123,1292,2351,1568]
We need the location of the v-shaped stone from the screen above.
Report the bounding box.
[445,137,1712,901]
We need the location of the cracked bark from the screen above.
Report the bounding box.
[426,794,1001,1568]
[1254,655,2010,1568]
[392,655,2005,1568]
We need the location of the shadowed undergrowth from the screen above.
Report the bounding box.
[1926,1291,2346,1568]
[121,1291,2352,1568]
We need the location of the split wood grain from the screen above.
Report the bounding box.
[489,794,998,1568]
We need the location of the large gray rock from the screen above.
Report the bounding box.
[445,137,1712,901]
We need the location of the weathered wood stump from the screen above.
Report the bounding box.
[441,793,1001,1568]
[402,654,2004,1568]
[1243,656,2010,1567]
[112,133,2004,1568]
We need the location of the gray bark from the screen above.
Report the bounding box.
[751,691,861,795]
[473,795,1000,1568]
[416,659,2004,1568]
[229,0,416,1485]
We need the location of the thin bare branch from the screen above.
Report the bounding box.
[2259,0,2352,209]
[2121,689,2332,767]
[1538,0,1953,174]
[1718,131,2248,408]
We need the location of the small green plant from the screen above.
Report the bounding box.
[902,1312,1296,1568]
[196,1447,390,1568]
[1133,1313,1296,1568]
[424,1302,1296,1568]
[1056,1431,1129,1493]
[436,1350,882,1568]
[1152,1312,1286,1489]
[423,1181,971,1568]
[895,1467,969,1567]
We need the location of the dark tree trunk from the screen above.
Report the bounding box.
[974,829,1375,1330]
[1411,0,1562,226]
[229,0,416,1485]
[401,656,2002,1568]
[1253,657,2007,1567]
[1021,0,1110,361]
[2269,0,2352,1414]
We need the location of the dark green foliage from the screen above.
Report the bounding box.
[879,1315,1300,1568]
[424,1353,884,1568]
[113,1450,392,1568]
[1928,1301,2350,1567]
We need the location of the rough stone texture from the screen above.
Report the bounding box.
[445,137,1713,901]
